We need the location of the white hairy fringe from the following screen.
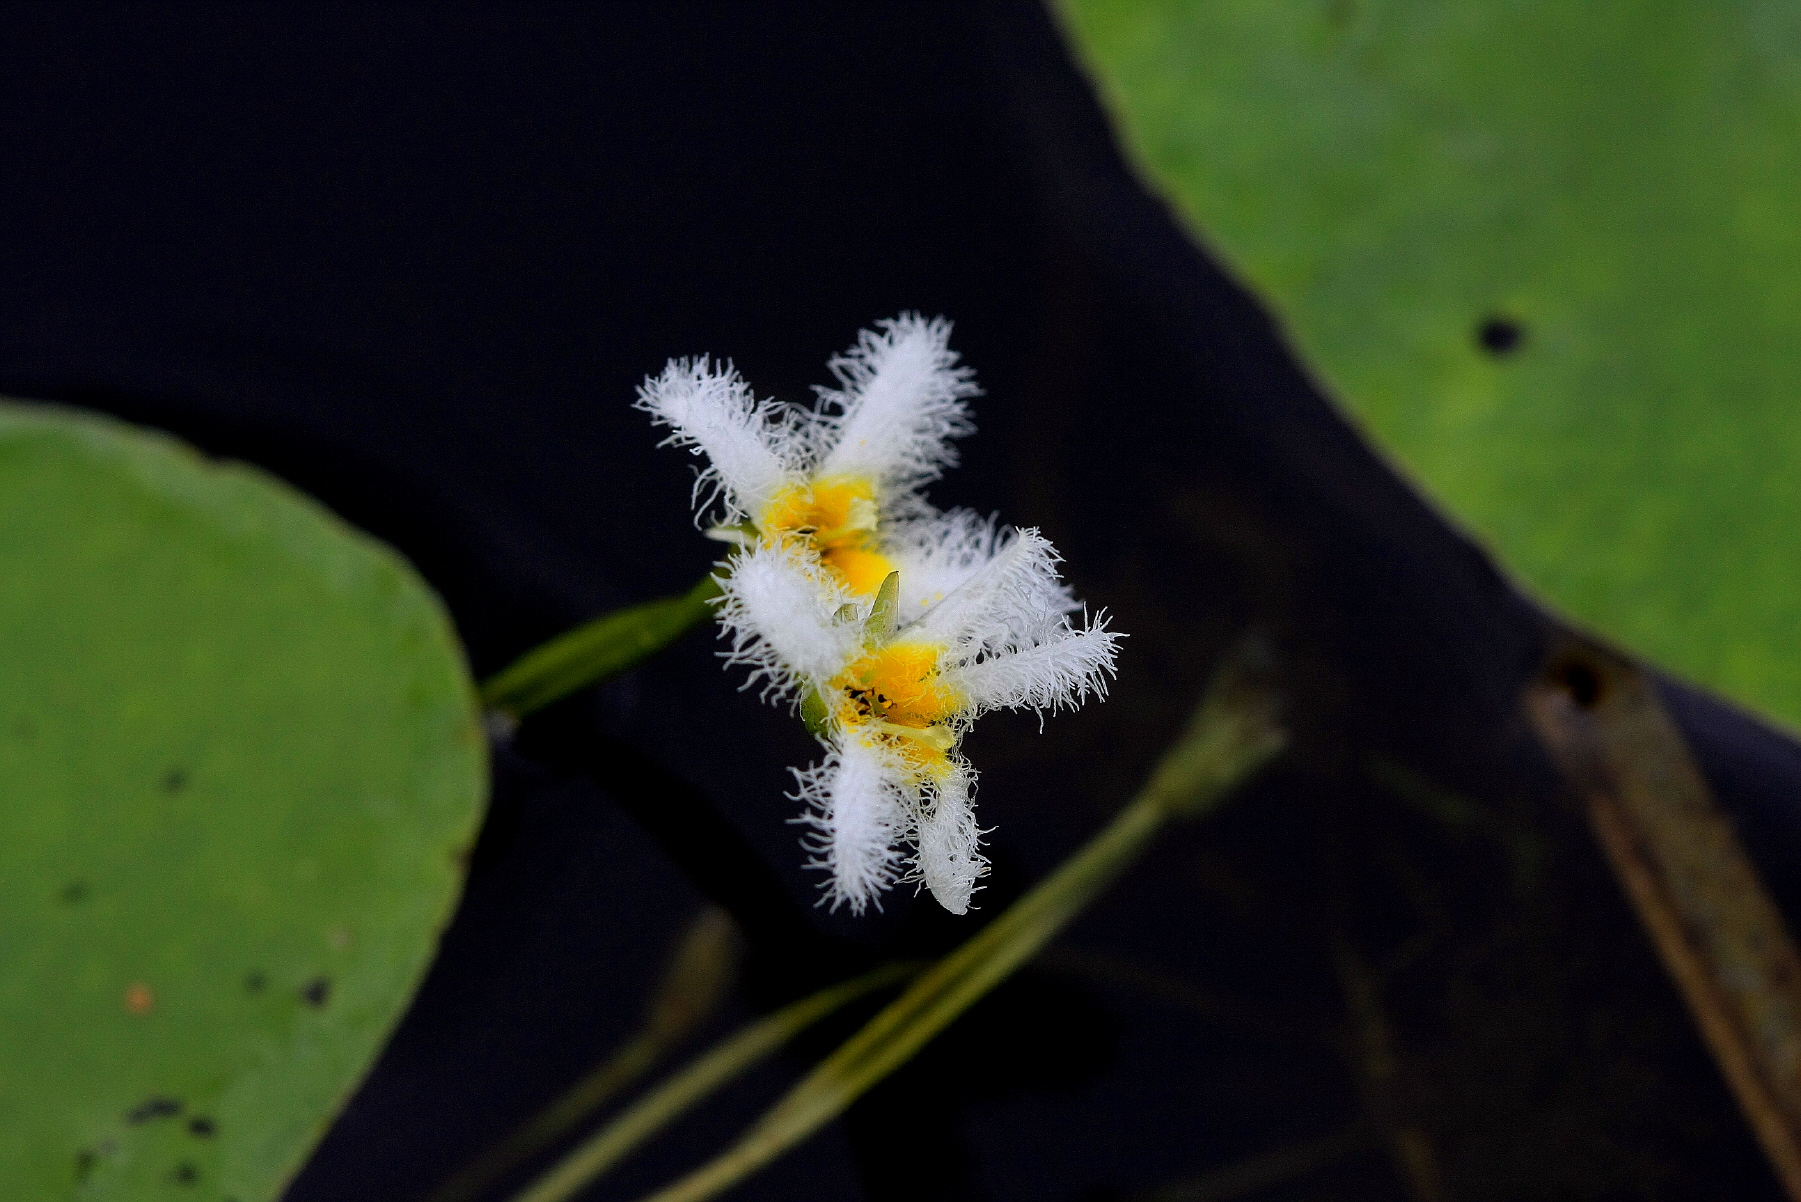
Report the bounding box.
[634,357,802,522]
[948,616,1122,717]
[905,528,1077,658]
[885,508,1003,618]
[910,765,987,914]
[714,544,860,698]
[791,738,908,914]
[816,314,979,505]
[639,318,1125,916]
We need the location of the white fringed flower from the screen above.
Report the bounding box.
[639,316,1122,915]
[637,313,978,604]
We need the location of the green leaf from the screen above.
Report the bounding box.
[1057,0,1801,729]
[0,401,487,1199]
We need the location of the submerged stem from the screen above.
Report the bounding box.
[507,962,918,1202]
[1130,1123,1372,1202]
[427,908,740,1202]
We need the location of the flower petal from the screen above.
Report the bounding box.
[946,616,1122,716]
[885,508,1003,618]
[816,314,978,504]
[716,544,860,696]
[904,527,1075,656]
[636,356,798,520]
[914,764,986,914]
[791,738,908,914]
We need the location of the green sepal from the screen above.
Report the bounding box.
[863,571,901,647]
[800,688,831,738]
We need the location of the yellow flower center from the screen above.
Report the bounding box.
[829,641,963,779]
[758,475,894,596]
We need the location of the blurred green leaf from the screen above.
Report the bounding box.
[1058,0,1801,728]
[0,401,486,1199]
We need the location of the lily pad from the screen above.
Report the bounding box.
[0,401,486,1199]
[1057,0,1801,728]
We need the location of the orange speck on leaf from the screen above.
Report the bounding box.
[124,982,155,1014]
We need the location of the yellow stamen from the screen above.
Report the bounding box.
[871,720,957,752]
[758,475,894,596]
[829,641,963,778]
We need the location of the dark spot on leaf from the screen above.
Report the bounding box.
[169,1160,199,1185]
[187,1115,215,1138]
[125,1096,181,1124]
[161,767,188,793]
[59,880,89,904]
[300,976,331,1007]
[1477,315,1524,355]
[74,1149,96,1181]
[244,970,267,994]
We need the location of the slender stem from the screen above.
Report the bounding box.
[635,800,1170,1202]
[429,1033,663,1202]
[1331,941,1448,1202]
[427,908,741,1202]
[481,570,723,720]
[1132,1123,1371,1202]
[507,962,919,1202]
[1529,633,1801,1201]
[632,644,1287,1202]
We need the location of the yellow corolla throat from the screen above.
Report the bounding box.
[757,475,894,596]
[829,641,964,779]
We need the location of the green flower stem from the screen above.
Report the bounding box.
[633,645,1288,1202]
[508,962,919,1202]
[480,570,723,720]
